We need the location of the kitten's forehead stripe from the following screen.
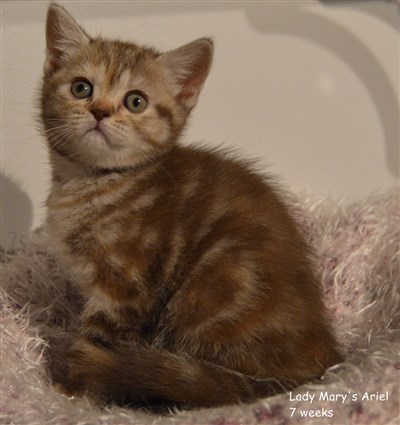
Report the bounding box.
[91,39,159,91]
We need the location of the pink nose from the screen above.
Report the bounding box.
[91,108,111,121]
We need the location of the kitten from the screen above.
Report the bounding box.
[42,3,341,408]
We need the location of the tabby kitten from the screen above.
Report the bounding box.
[42,3,341,408]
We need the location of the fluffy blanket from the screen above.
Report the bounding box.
[1,189,399,425]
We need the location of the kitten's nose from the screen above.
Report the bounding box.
[91,108,111,122]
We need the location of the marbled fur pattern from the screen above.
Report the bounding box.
[42,3,341,408]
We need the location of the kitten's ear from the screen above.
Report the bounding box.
[158,38,214,110]
[44,4,90,75]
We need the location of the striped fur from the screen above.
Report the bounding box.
[42,4,341,408]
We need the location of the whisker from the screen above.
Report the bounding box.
[48,128,76,152]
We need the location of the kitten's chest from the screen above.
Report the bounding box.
[46,177,157,285]
[47,176,175,332]
[47,183,114,251]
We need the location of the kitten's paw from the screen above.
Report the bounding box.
[60,338,116,403]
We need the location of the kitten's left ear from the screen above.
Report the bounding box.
[158,38,214,110]
[44,3,90,75]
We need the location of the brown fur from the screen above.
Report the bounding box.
[42,4,342,408]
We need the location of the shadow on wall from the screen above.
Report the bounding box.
[13,0,399,30]
[321,0,399,31]
[1,172,33,250]
[245,3,399,179]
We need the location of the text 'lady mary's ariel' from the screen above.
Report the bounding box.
[289,390,389,404]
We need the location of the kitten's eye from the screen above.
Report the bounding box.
[124,91,148,113]
[71,79,93,99]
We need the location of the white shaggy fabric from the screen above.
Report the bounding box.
[1,189,399,424]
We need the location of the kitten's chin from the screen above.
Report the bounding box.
[67,133,154,171]
[49,127,164,172]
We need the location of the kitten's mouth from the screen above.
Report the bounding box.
[85,126,112,147]
[89,121,104,134]
[89,127,104,136]
[84,122,122,150]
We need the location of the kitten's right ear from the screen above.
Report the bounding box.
[44,3,90,75]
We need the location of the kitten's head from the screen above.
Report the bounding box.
[41,4,213,171]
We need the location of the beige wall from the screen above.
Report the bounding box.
[1,1,399,248]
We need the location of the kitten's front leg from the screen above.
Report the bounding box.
[58,303,143,399]
[78,289,146,344]
[57,253,155,398]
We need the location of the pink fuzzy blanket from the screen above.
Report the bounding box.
[1,189,399,425]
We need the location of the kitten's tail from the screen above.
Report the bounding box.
[63,339,296,407]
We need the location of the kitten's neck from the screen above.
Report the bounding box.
[49,151,93,183]
[49,150,166,185]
